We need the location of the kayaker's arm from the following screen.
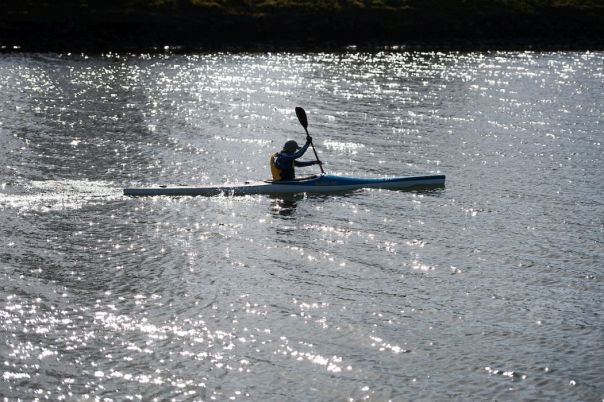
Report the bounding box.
[291,140,311,159]
[292,137,323,168]
[294,160,321,167]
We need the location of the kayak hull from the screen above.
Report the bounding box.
[123,174,445,197]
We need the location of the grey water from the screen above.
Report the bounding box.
[0,50,602,401]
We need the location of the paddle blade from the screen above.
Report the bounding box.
[295,107,308,129]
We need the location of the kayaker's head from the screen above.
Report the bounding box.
[283,140,300,154]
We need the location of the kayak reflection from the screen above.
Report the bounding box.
[270,196,300,218]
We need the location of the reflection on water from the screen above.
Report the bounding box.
[0,51,603,401]
[270,195,303,218]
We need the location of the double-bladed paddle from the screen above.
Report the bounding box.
[295,107,325,174]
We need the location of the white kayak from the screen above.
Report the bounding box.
[123,174,445,197]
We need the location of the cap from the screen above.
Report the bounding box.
[283,140,300,153]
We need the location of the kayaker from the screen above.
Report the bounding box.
[270,138,322,181]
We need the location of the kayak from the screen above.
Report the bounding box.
[123,174,445,197]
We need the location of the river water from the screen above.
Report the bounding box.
[0,51,602,401]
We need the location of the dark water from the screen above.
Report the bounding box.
[1,51,602,401]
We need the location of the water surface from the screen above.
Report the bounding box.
[1,51,602,401]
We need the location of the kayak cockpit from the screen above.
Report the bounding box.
[263,175,320,184]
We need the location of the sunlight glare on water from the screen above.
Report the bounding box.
[0,51,602,401]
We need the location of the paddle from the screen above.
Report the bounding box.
[295,107,325,174]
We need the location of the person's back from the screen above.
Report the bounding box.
[270,139,321,181]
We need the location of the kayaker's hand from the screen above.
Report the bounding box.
[315,160,323,166]
[306,136,313,144]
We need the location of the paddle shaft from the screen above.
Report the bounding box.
[295,107,325,174]
[303,127,325,174]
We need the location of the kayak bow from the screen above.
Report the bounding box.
[123,174,445,197]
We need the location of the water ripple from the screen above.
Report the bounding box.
[1,50,602,401]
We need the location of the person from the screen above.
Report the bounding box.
[270,138,322,181]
